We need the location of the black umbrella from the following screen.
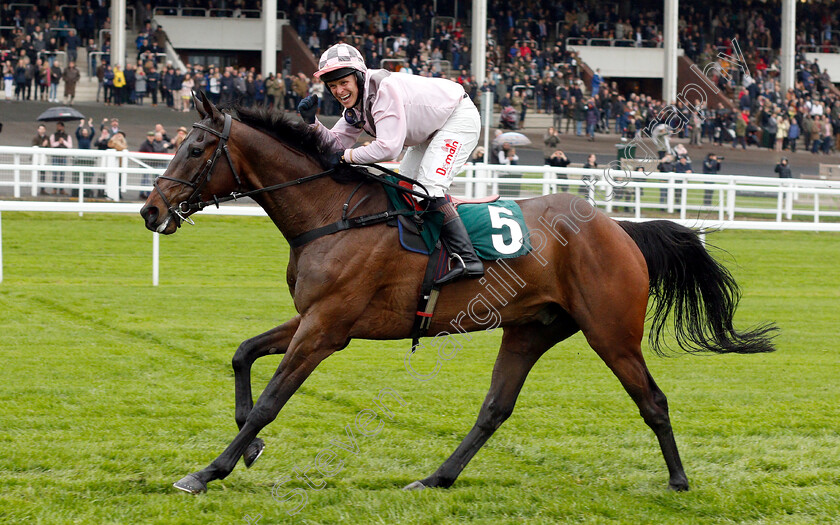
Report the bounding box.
[36,106,86,122]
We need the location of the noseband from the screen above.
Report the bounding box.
[153,113,242,225]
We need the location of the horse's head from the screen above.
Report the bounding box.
[140,91,243,234]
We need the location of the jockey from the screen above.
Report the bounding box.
[298,43,483,286]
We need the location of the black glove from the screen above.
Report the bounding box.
[298,94,319,124]
[326,151,345,168]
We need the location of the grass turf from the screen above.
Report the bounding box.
[0,211,838,524]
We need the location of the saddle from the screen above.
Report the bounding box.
[386,180,500,255]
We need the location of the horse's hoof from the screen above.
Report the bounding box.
[668,479,689,492]
[244,438,265,469]
[403,480,427,491]
[173,473,207,494]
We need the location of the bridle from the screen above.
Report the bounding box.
[152,111,433,230]
[153,113,241,225]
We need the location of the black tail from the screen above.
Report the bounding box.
[619,220,778,356]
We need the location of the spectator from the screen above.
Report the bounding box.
[543,126,560,164]
[62,60,80,105]
[585,98,598,141]
[172,126,188,151]
[93,127,111,150]
[49,121,72,195]
[548,150,571,191]
[774,157,792,178]
[146,65,160,106]
[219,69,234,105]
[65,29,80,63]
[656,153,676,204]
[153,131,175,153]
[3,61,13,100]
[701,153,721,206]
[580,153,597,197]
[233,70,247,102]
[674,155,693,175]
[292,72,309,107]
[32,124,50,194]
[591,68,602,97]
[36,58,48,101]
[734,111,748,150]
[48,60,61,103]
[774,112,788,152]
[511,89,526,127]
[180,72,194,112]
[32,124,50,147]
[112,64,126,106]
[266,72,282,109]
[104,117,120,138]
[573,96,586,136]
[138,130,156,153]
[124,63,136,103]
[14,57,28,101]
[498,143,520,197]
[254,73,266,107]
[134,67,147,105]
[75,118,95,197]
[787,118,800,153]
[75,118,94,149]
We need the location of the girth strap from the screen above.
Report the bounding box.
[288,209,416,248]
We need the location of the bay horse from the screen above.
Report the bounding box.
[140,92,776,495]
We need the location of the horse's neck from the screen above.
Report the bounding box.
[241,143,380,242]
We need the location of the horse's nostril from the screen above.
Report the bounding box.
[141,206,159,226]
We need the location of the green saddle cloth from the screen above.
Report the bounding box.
[383,179,531,260]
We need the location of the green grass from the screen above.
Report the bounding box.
[0,212,838,524]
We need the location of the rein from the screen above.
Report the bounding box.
[154,112,433,246]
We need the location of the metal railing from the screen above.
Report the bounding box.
[87,51,105,76]
[151,7,268,18]
[799,44,840,54]
[37,50,67,69]
[2,147,839,226]
[568,37,669,48]
[430,59,452,76]
[98,29,110,54]
[431,16,455,34]
[380,58,408,72]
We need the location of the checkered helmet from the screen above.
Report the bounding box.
[314,43,367,81]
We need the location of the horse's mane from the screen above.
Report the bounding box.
[224,103,334,169]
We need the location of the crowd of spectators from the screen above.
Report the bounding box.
[1,1,105,103]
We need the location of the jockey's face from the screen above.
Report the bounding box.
[327,74,359,109]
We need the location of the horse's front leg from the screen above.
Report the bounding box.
[174,314,347,494]
[232,316,301,468]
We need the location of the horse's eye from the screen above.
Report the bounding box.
[190,147,203,157]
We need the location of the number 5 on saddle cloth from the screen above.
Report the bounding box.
[383,179,532,351]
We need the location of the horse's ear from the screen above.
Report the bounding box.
[194,90,221,121]
[193,90,207,118]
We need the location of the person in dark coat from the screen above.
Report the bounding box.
[146,67,160,106]
[701,153,721,206]
[774,157,792,178]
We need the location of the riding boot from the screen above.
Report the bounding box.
[429,197,484,285]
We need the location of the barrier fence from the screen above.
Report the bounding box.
[1,145,839,285]
[3,145,840,223]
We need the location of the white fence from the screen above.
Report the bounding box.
[0,146,170,201]
[3,145,840,224]
[2,145,840,285]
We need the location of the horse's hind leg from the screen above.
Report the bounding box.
[232,316,300,467]
[405,319,577,490]
[589,336,689,491]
